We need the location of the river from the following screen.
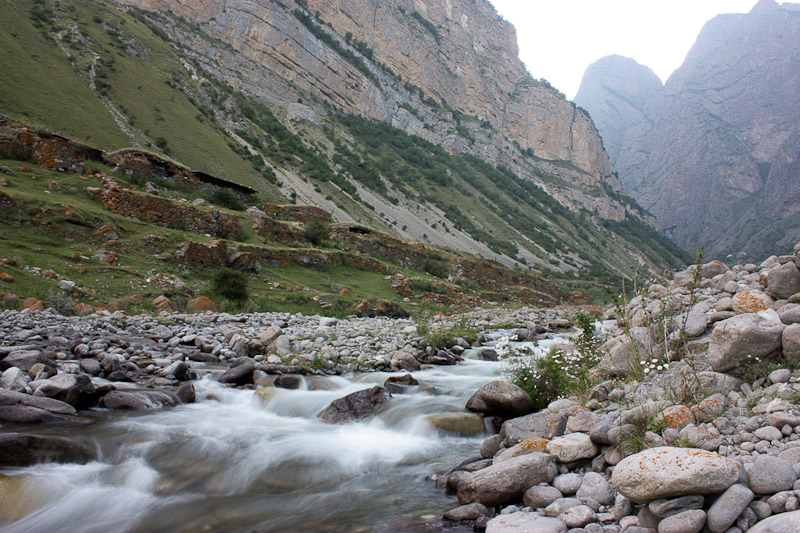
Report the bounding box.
[0,334,564,532]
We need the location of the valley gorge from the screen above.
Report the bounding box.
[576,0,800,261]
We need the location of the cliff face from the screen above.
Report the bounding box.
[122,0,618,215]
[576,0,800,259]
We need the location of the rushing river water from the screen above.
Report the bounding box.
[0,334,565,533]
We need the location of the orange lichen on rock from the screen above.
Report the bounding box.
[518,437,549,453]
[659,405,696,430]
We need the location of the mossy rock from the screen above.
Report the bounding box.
[426,412,486,436]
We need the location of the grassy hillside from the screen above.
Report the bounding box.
[0,0,279,197]
[0,0,690,290]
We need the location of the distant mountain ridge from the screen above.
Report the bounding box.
[576,0,800,260]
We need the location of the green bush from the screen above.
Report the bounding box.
[211,267,249,301]
[424,258,450,279]
[210,189,245,211]
[304,218,330,247]
[46,289,75,316]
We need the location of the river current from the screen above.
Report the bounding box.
[0,334,563,532]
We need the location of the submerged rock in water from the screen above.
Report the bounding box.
[0,474,49,524]
[0,433,95,467]
[317,386,390,423]
[426,412,486,436]
[100,390,179,410]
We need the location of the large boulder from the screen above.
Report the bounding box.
[0,433,95,467]
[611,447,740,503]
[707,310,785,372]
[767,262,800,300]
[457,453,557,506]
[466,380,535,419]
[317,386,390,424]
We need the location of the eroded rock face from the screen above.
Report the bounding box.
[611,447,740,504]
[576,1,800,258]
[121,0,627,222]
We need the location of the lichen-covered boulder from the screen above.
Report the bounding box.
[611,447,740,503]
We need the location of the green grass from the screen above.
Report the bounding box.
[0,0,128,146]
[0,0,282,200]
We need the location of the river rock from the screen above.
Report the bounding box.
[658,509,706,533]
[767,262,800,299]
[748,455,797,494]
[426,413,485,436]
[706,483,753,533]
[0,350,55,372]
[218,361,256,385]
[0,433,95,466]
[732,290,775,314]
[175,382,196,403]
[748,509,800,532]
[0,388,78,423]
[466,380,535,419]
[0,366,29,392]
[384,373,419,393]
[100,390,179,410]
[318,386,390,424]
[577,471,615,505]
[443,502,488,522]
[485,512,566,533]
[559,504,596,528]
[524,485,563,508]
[494,436,550,463]
[611,447,740,503]
[707,311,785,372]
[648,495,705,519]
[457,453,557,506]
[33,373,97,408]
[500,410,566,446]
[390,347,420,371]
[783,323,800,360]
[546,432,597,462]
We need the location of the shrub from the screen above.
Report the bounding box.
[211,267,249,301]
[210,189,245,211]
[304,218,330,247]
[46,289,75,316]
[424,258,449,279]
[501,331,601,410]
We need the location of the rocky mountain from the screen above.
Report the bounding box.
[576,0,800,261]
[0,0,689,285]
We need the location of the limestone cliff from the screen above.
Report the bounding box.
[576,0,800,259]
[120,0,621,218]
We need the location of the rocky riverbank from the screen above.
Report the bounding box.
[438,243,800,532]
[0,302,569,459]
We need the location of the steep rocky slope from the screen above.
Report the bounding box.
[0,0,689,283]
[576,0,800,260]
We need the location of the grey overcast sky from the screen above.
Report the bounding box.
[489,0,759,99]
